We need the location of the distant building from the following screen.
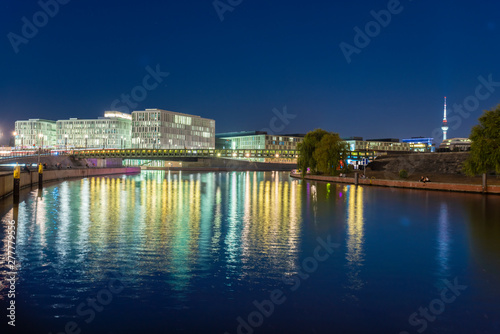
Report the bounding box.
[56,111,132,149]
[402,137,435,152]
[14,119,57,148]
[215,131,304,150]
[343,138,411,153]
[131,108,215,149]
[438,138,471,151]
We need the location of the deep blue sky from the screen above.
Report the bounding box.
[1,0,500,144]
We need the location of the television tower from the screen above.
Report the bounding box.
[441,96,448,141]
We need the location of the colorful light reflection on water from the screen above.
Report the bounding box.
[0,171,499,333]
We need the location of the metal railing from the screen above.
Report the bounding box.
[72,148,299,160]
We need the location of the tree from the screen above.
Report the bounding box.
[313,133,349,176]
[297,129,348,176]
[463,105,500,176]
[297,129,328,177]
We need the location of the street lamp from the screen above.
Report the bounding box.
[121,136,124,149]
[38,133,43,165]
[64,134,68,150]
[21,134,24,150]
[85,135,88,149]
[39,133,44,149]
[13,131,17,150]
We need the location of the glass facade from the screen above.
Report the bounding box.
[345,140,411,152]
[438,138,472,151]
[56,111,132,149]
[131,109,215,149]
[216,132,304,150]
[14,119,57,148]
[402,137,435,152]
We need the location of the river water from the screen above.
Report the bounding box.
[0,171,499,333]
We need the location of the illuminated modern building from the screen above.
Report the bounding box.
[402,137,435,152]
[56,111,132,149]
[131,108,215,149]
[438,138,472,151]
[215,131,304,150]
[14,119,57,148]
[442,97,449,141]
[343,138,411,153]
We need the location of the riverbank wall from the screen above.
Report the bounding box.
[290,173,500,195]
[369,152,470,175]
[0,167,140,199]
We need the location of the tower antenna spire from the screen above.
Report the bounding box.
[441,96,448,141]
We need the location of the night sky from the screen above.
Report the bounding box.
[1,0,500,145]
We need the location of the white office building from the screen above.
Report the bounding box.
[216,131,304,150]
[14,119,57,148]
[131,108,215,149]
[56,111,132,149]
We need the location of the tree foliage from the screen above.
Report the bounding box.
[297,129,348,176]
[463,105,500,175]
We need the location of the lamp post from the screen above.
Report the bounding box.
[38,133,43,165]
[21,134,24,150]
[121,136,124,149]
[13,131,17,150]
[85,135,88,149]
[64,134,68,150]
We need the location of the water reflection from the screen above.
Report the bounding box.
[437,203,450,278]
[0,174,499,333]
[344,185,365,299]
[1,171,303,301]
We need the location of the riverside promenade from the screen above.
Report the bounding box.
[290,172,500,195]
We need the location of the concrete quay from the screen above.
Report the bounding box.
[290,173,500,195]
[0,167,140,199]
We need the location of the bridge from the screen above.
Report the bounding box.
[72,148,299,160]
[0,148,378,167]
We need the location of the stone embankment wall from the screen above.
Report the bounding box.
[0,155,122,169]
[290,173,500,195]
[0,167,140,199]
[369,152,470,174]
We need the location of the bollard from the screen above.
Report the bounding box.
[38,163,43,189]
[482,173,487,193]
[354,172,359,186]
[13,164,21,204]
